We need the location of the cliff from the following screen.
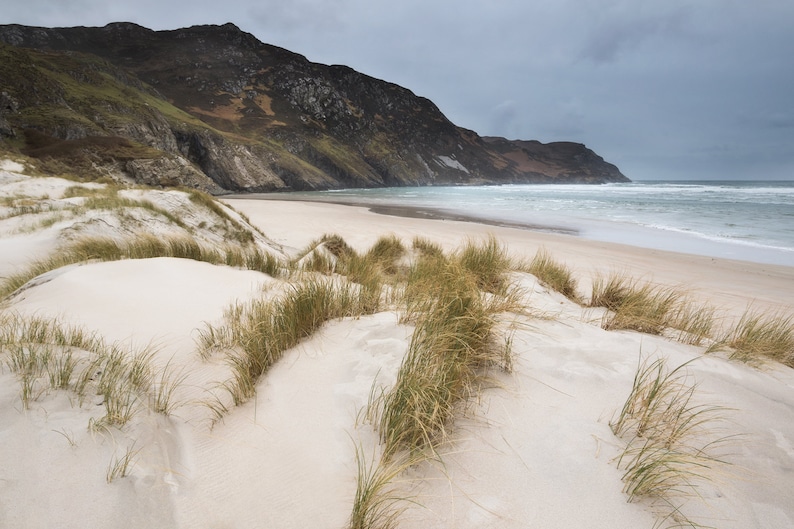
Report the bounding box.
[0,22,629,191]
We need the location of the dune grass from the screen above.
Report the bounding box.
[710,308,794,367]
[186,188,260,244]
[372,248,518,459]
[349,239,520,528]
[199,278,371,407]
[0,312,184,426]
[295,233,356,275]
[593,273,716,346]
[612,356,731,526]
[106,443,140,483]
[0,234,282,300]
[294,233,409,313]
[363,234,406,278]
[601,283,684,335]
[347,445,423,529]
[456,234,513,294]
[590,271,637,311]
[523,248,580,301]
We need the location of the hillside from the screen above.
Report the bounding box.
[0,23,627,192]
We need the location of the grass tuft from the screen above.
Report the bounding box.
[611,355,732,525]
[150,360,187,416]
[204,278,369,407]
[364,235,406,278]
[710,309,794,367]
[524,248,579,301]
[106,443,140,483]
[595,277,717,346]
[347,444,422,529]
[0,234,283,300]
[590,271,636,311]
[456,235,513,294]
[374,253,516,459]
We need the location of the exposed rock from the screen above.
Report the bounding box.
[482,137,627,184]
[0,91,18,138]
[124,155,222,193]
[0,22,629,190]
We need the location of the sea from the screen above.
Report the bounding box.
[275,181,794,267]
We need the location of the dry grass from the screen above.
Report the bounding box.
[350,240,521,527]
[106,443,140,483]
[199,278,369,407]
[347,445,423,529]
[600,282,682,335]
[710,308,794,367]
[523,248,580,301]
[372,251,518,459]
[456,234,513,294]
[611,355,732,527]
[594,274,716,346]
[0,312,184,425]
[0,234,282,300]
[590,271,637,311]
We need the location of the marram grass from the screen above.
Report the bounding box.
[373,251,518,459]
[347,444,424,529]
[199,278,373,407]
[593,273,716,346]
[0,312,185,425]
[0,234,282,300]
[710,308,794,367]
[456,234,513,294]
[612,355,732,527]
[523,248,580,301]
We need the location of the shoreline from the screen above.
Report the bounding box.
[223,193,581,233]
[224,191,794,266]
[223,193,580,235]
[225,197,794,320]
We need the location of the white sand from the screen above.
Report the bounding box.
[1,166,793,529]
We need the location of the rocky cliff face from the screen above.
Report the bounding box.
[0,22,629,191]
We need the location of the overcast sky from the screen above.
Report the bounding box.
[3,0,794,180]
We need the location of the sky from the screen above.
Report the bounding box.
[3,0,794,180]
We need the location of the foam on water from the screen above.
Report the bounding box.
[289,180,794,266]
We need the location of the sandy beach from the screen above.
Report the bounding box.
[226,197,794,321]
[2,162,793,529]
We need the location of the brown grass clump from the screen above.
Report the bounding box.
[710,308,794,367]
[372,250,517,459]
[594,275,715,345]
[524,248,579,301]
[0,234,282,301]
[411,236,444,260]
[198,278,369,406]
[611,356,732,527]
[589,271,636,311]
[601,283,684,335]
[456,235,513,294]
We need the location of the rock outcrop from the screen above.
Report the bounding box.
[0,22,629,191]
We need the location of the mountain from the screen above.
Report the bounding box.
[0,22,629,192]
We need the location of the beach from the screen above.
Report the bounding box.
[2,163,794,529]
[226,197,794,321]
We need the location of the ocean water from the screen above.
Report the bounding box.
[281,181,794,266]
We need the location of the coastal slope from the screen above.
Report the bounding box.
[0,22,628,191]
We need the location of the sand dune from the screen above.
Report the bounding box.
[2,162,793,528]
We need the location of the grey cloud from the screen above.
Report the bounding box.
[577,4,693,64]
